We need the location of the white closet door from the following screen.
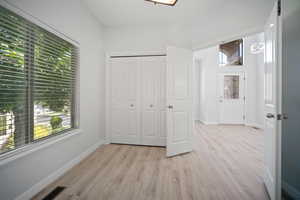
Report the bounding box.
[158,57,167,145]
[110,58,140,144]
[140,57,166,146]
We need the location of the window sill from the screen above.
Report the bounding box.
[0,129,82,166]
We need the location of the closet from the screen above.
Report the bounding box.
[108,56,166,146]
[106,46,194,156]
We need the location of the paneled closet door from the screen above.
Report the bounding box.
[110,58,140,144]
[140,57,166,146]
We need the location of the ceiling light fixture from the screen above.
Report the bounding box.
[250,42,265,54]
[145,0,178,6]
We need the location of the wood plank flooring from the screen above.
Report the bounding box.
[32,123,269,200]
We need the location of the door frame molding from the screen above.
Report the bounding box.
[105,51,166,144]
[275,2,282,198]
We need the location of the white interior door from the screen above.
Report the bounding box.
[140,56,166,146]
[110,58,140,144]
[166,46,193,157]
[219,72,245,124]
[263,2,281,200]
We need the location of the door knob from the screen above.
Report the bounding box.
[266,113,275,118]
[150,104,153,108]
[168,105,173,109]
[130,104,134,107]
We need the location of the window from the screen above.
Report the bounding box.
[219,39,243,66]
[223,75,239,99]
[0,6,78,155]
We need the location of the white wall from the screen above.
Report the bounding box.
[104,25,194,53]
[244,34,259,127]
[193,60,201,120]
[0,0,105,199]
[194,33,265,127]
[104,24,265,54]
[255,34,265,128]
[194,46,219,124]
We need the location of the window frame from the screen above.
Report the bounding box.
[0,1,80,163]
[219,39,244,68]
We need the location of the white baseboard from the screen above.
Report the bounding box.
[104,139,111,145]
[200,121,264,128]
[282,181,300,200]
[201,121,218,125]
[15,140,106,200]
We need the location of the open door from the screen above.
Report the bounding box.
[263,1,282,200]
[166,46,193,157]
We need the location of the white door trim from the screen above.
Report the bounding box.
[275,2,282,198]
[105,53,111,144]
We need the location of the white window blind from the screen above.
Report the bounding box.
[0,5,78,155]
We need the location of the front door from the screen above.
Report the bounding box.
[263,1,282,200]
[219,72,245,124]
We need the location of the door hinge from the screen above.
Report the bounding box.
[243,115,245,120]
[277,113,288,120]
[278,0,281,16]
[243,96,246,101]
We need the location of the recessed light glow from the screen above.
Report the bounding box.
[145,0,178,6]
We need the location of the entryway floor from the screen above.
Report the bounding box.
[33,122,269,200]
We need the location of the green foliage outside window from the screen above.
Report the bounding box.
[0,116,6,136]
[50,116,63,130]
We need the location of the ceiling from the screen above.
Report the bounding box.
[82,0,275,28]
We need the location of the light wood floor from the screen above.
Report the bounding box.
[33,123,269,200]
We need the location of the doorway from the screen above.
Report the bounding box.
[193,32,268,198]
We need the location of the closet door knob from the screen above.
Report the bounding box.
[130,104,134,107]
[150,104,153,108]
